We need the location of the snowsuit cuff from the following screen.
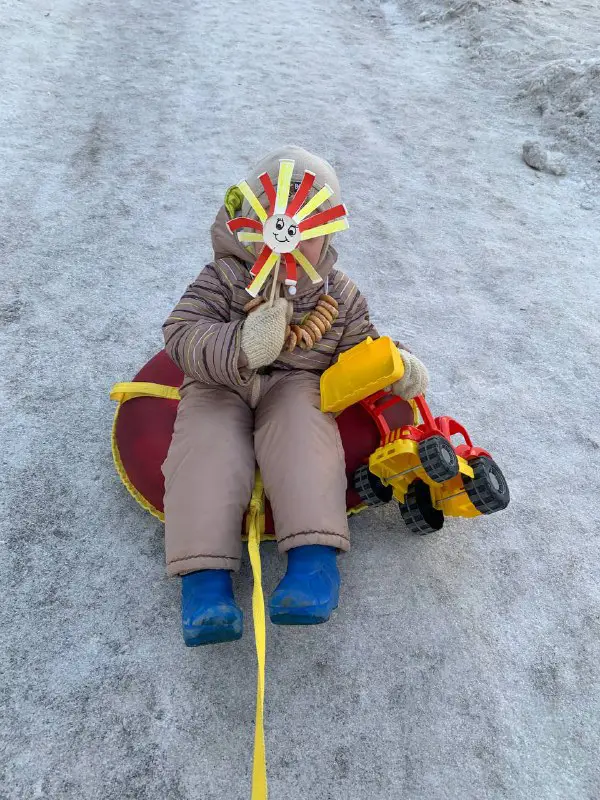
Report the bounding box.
[277,531,350,554]
[167,554,242,577]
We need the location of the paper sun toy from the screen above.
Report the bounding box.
[226,159,349,297]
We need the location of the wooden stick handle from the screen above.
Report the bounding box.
[267,260,280,307]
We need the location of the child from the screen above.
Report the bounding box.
[161,146,429,646]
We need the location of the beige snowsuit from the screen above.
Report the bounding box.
[161,147,378,576]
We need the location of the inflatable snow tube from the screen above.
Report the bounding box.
[110,350,416,537]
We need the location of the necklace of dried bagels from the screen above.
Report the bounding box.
[242,293,339,352]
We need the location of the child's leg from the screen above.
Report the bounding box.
[254,371,349,553]
[162,382,255,577]
[254,371,348,624]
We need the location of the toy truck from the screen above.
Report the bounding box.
[320,337,510,535]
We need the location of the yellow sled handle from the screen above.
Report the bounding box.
[109,382,181,404]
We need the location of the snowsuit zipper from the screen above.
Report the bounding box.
[249,374,262,409]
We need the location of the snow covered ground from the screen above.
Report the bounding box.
[384,0,600,174]
[1,0,599,798]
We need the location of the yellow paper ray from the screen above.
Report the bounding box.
[238,232,265,242]
[238,180,268,223]
[247,252,280,297]
[292,249,322,284]
[274,160,294,215]
[293,184,334,223]
[300,218,350,241]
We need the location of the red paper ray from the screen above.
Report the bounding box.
[250,245,273,277]
[259,172,277,217]
[298,203,347,232]
[227,217,264,233]
[286,171,316,218]
[283,252,297,285]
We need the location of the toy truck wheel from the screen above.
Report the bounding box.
[463,457,510,514]
[353,464,393,507]
[418,435,459,483]
[399,480,444,535]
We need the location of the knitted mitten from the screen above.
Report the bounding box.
[392,350,429,400]
[241,297,292,370]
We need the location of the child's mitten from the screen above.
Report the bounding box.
[391,350,429,400]
[241,297,292,370]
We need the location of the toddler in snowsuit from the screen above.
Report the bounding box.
[161,146,429,646]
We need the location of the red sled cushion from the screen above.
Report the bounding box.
[111,350,415,535]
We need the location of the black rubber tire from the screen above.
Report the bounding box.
[353,464,393,507]
[418,435,459,483]
[463,457,510,514]
[399,480,444,535]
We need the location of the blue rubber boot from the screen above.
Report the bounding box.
[268,545,340,625]
[181,570,243,646]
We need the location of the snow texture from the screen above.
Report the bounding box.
[1,0,599,798]
[522,141,567,176]
[522,140,549,171]
[395,0,600,165]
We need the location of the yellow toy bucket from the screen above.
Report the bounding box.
[320,336,405,414]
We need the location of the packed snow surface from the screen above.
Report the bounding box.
[1,0,599,798]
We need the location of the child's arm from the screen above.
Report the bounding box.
[335,292,379,356]
[162,262,251,388]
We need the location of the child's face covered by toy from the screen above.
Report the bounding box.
[296,235,325,266]
[253,235,325,280]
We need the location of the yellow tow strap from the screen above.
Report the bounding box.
[246,472,268,800]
